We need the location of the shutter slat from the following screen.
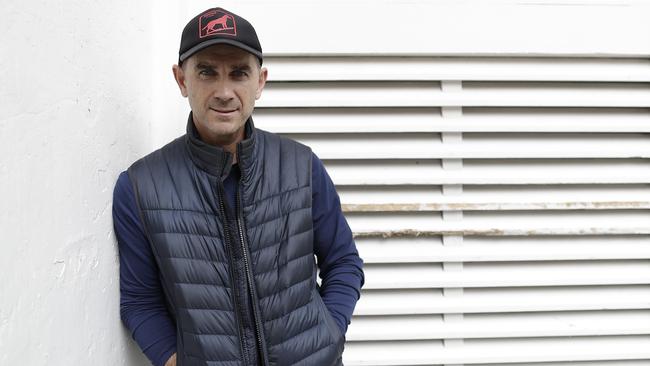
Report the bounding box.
[343,336,650,365]
[469,361,650,366]
[362,261,650,289]
[346,311,650,340]
[291,133,650,159]
[325,159,650,185]
[339,185,650,211]
[255,107,650,133]
[356,237,650,263]
[258,82,650,108]
[264,57,650,82]
[355,286,650,315]
[347,210,650,236]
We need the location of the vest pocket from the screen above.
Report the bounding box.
[313,289,344,345]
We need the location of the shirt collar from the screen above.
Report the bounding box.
[184,112,256,181]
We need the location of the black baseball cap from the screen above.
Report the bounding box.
[178,7,263,65]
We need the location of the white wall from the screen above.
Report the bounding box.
[0,1,648,365]
[222,0,650,56]
[0,1,153,365]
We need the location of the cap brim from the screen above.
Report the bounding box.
[179,39,263,64]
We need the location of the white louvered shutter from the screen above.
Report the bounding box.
[254,56,650,365]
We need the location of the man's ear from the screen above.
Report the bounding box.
[172,64,188,98]
[255,67,268,100]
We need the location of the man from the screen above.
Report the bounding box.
[112,7,364,366]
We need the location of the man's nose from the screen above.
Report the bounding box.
[212,80,235,102]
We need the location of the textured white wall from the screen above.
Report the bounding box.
[0,1,152,365]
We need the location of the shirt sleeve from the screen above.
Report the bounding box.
[311,153,365,335]
[113,171,177,366]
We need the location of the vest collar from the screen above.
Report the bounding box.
[184,112,257,181]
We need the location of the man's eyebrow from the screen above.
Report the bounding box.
[231,64,252,72]
[193,63,252,71]
[195,62,214,69]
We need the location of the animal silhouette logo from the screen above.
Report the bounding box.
[199,9,237,38]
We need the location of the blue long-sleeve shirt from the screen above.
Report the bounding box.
[113,153,364,366]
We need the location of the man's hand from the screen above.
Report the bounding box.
[165,353,177,366]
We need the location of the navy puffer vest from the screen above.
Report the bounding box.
[128,117,345,366]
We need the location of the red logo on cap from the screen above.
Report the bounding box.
[199,9,237,38]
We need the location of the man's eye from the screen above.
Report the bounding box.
[199,69,215,76]
[232,70,248,78]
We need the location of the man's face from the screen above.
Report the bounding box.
[173,44,267,146]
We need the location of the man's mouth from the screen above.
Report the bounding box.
[210,107,237,114]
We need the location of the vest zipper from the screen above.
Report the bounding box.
[215,183,249,364]
[236,145,269,366]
